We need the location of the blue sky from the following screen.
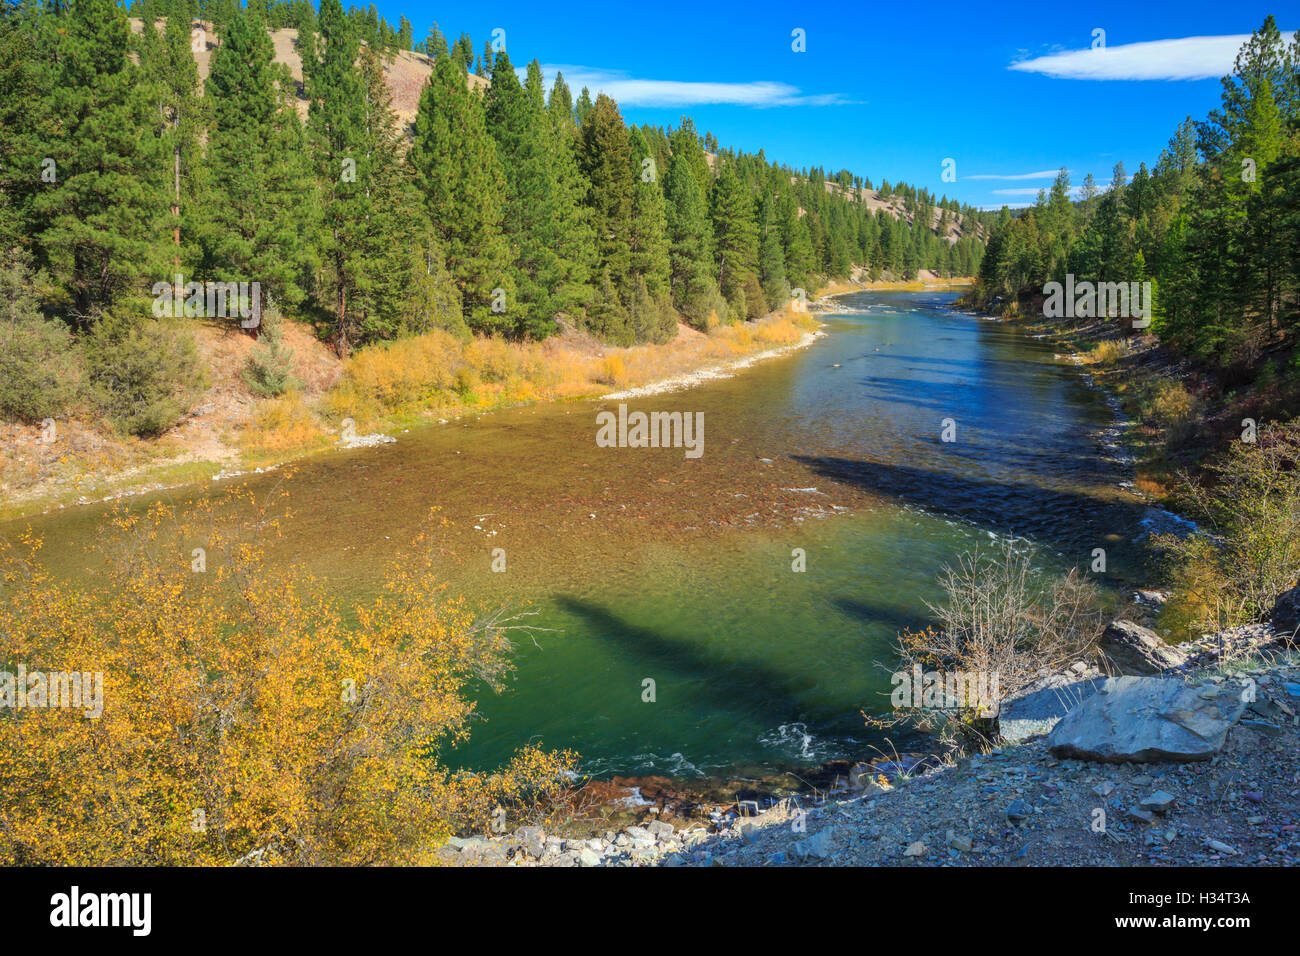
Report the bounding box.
[377,0,1294,209]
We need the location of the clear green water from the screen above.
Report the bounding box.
[4,291,1147,779]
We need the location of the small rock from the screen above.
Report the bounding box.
[1127,807,1157,824]
[791,828,836,861]
[515,826,546,859]
[1006,799,1033,821]
[1094,782,1116,797]
[1205,839,1238,855]
[1141,790,1177,812]
[904,841,926,857]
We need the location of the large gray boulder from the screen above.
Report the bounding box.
[1047,676,1249,763]
[999,675,1102,742]
[1099,620,1188,674]
[1270,584,1300,639]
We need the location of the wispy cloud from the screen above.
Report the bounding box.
[992,185,1091,197]
[1008,34,1269,81]
[537,65,846,108]
[967,169,1063,180]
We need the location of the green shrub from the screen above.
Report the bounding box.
[0,317,83,423]
[85,311,204,437]
[1156,420,1300,635]
[691,285,730,331]
[242,297,300,398]
[0,248,82,422]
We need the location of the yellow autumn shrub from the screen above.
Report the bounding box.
[0,492,576,865]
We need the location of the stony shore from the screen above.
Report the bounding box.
[433,607,1299,868]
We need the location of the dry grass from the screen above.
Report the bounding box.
[1140,378,1202,447]
[241,391,331,459]
[324,306,821,432]
[1081,339,1130,365]
[2,298,823,514]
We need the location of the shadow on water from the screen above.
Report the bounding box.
[831,597,932,637]
[793,454,1144,567]
[554,595,862,736]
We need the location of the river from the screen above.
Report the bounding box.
[2,291,1148,782]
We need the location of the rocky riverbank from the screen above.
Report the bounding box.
[432,599,1300,867]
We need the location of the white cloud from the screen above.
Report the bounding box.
[537,65,846,108]
[1008,34,1269,81]
[966,169,1062,180]
[992,185,1088,197]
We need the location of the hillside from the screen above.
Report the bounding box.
[130,18,487,128]
[129,18,971,246]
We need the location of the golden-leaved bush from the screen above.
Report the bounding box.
[0,490,575,865]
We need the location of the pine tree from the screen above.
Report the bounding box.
[574,86,593,127]
[202,6,317,311]
[756,189,788,308]
[0,0,53,252]
[548,72,575,130]
[663,134,717,325]
[578,93,635,314]
[450,32,473,72]
[530,60,595,322]
[305,0,365,351]
[242,295,299,396]
[30,0,167,326]
[410,31,511,332]
[153,11,205,273]
[627,126,672,303]
[777,189,815,291]
[485,51,589,338]
[710,158,759,316]
[671,118,712,199]
[352,45,444,343]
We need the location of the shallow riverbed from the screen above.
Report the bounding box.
[4,291,1147,780]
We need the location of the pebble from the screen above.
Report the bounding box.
[1141,791,1177,812]
[1006,799,1033,821]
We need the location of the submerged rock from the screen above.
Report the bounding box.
[1047,676,1249,763]
[338,432,396,449]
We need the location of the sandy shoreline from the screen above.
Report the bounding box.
[601,329,826,400]
[1,310,832,521]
